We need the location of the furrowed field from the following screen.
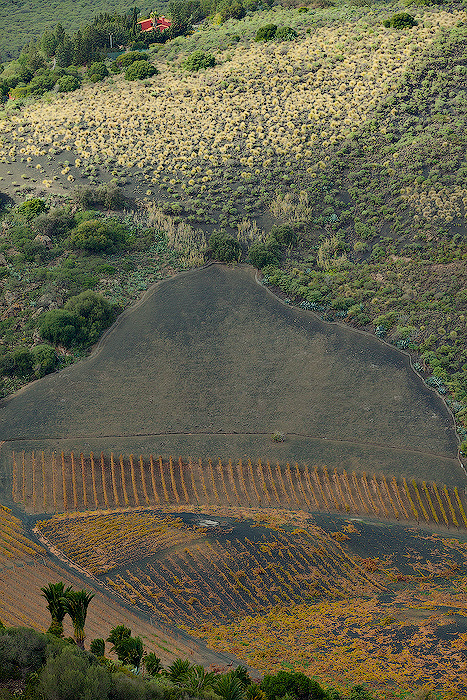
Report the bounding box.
[33,506,467,697]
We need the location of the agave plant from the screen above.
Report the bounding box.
[40,582,73,637]
[61,589,94,649]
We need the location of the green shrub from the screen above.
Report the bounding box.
[112,51,147,70]
[183,51,216,72]
[0,627,50,681]
[57,75,81,92]
[275,26,298,40]
[0,348,33,378]
[37,309,83,347]
[90,638,105,657]
[270,224,298,246]
[209,231,241,262]
[38,291,117,348]
[27,70,57,95]
[255,24,277,41]
[96,183,126,209]
[383,13,417,28]
[249,241,280,268]
[15,198,46,220]
[218,0,246,21]
[69,218,127,252]
[87,62,109,83]
[64,290,117,346]
[33,208,75,238]
[124,60,158,80]
[32,344,58,378]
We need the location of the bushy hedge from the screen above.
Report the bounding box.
[38,290,118,349]
[57,74,81,92]
[276,26,298,40]
[69,218,128,252]
[182,51,216,71]
[112,51,147,71]
[383,13,416,28]
[255,24,278,41]
[124,60,158,80]
[0,344,58,380]
[209,231,241,262]
[87,61,109,83]
[255,24,297,41]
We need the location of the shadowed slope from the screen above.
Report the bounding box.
[0,264,460,483]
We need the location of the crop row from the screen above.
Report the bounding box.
[0,503,45,562]
[102,527,384,627]
[12,451,467,529]
[37,511,201,575]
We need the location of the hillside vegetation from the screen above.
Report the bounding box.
[1,2,467,452]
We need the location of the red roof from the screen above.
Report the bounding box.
[138,18,154,32]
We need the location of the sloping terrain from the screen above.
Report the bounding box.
[0,265,459,484]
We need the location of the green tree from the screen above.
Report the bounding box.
[144,653,163,676]
[40,582,73,637]
[115,635,144,668]
[61,589,95,649]
[106,624,131,657]
[55,37,74,67]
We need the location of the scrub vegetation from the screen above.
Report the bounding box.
[2,2,467,698]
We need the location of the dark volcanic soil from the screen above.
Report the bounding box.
[0,264,461,485]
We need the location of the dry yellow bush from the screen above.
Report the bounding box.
[0,10,464,191]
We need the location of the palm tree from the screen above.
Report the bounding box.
[167,658,192,683]
[215,672,247,700]
[61,588,94,649]
[182,665,217,694]
[40,582,73,637]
